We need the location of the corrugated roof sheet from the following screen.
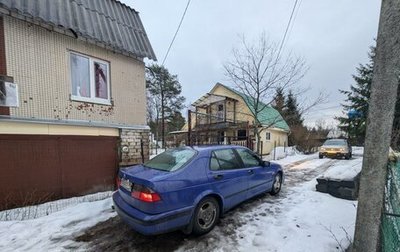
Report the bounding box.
[0,0,157,60]
[219,83,290,132]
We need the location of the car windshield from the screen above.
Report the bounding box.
[323,140,346,146]
[144,148,197,172]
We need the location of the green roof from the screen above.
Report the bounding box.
[220,84,290,132]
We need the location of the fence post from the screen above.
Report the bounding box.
[273,141,276,160]
[187,110,191,146]
[260,141,263,157]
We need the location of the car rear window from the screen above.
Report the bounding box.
[144,148,197,172]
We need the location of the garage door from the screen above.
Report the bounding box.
[0,134,118,210]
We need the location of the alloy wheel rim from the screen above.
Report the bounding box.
[274,175,282,191]
[197,202,217,229]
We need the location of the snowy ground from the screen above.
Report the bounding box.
[0,152,362,252]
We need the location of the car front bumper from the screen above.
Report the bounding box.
[112,192,194,235]
[319,151,349,158]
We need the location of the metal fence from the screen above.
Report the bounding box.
[381,161,400,252]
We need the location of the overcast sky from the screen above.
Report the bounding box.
[122,0,381,127]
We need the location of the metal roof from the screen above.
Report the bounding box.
[0,0,157,60]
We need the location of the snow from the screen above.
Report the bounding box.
[320,158,363,181]
[264,146,298,161]
[0,152,362,251]
[269,150,317,167]
[0,191,112,221]
[236,180,357,252]
[0,196,116,251]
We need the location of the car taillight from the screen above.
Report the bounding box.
[131,184,161,203]
[116,177,121,188]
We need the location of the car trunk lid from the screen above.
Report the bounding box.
[118,165,169,214]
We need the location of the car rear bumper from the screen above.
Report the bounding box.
[113,192,194,235]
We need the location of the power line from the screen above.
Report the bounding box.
[283,0,302,50]
[161,0,192,66]
[276,0,299,61]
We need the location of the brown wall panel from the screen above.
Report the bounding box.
[0,134,118,210]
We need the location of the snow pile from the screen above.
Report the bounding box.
[352,147,364,156]
[265,146,300,161]
[0,191,112,221]
[320,159,363,181]
[0,196,116,251]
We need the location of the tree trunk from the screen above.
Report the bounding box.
[353,0,400,251]
[161,91,165,149]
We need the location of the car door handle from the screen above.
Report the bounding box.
[213,174,223,180]
[248,170,254,174]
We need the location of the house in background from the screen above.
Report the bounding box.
[0,0,156,209]
[174,83,289,155]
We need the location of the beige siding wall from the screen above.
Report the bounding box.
[4,16,146,126]
[211,85,254,124]
[259,128,288,154]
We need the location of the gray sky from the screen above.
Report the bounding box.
[122,0,381,127]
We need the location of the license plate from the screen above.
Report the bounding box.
[120,178,132,191]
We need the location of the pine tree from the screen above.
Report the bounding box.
[146,64,186,148]
[283,90,304,146]
[272,87,285,115]
[336,47,374,145]
[284,90,303,127]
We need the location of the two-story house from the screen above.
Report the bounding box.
[178,83,289,155]
[0,0,156,209]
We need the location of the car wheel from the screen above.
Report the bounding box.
[345,154,350,160]
[319,154,323,159]
[270,173,282,195]
[192,197,220,235]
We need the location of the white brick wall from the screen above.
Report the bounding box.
[4,16,147,126]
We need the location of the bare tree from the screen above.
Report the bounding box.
[223,34,308,152]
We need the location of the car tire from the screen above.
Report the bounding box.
[270,173,282,195]
[345,154,350,160]
[192,197,220,235]
[319,154,323,159]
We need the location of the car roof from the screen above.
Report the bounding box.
[191,145,247,152]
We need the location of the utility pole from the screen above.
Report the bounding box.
[353,0,400,251]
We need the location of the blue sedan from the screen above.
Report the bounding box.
[113,145,283,235]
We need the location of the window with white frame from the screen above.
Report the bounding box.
[266,132,271,141]
[70,52,110,105]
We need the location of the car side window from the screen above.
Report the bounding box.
[236,149,261,168]
[210,149,241,170]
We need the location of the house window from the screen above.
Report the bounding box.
[266,132,271,141]
[237,129,247,140]
[218,104,224,111]
[70,52,110,105]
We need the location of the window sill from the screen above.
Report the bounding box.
[71,96,112,106]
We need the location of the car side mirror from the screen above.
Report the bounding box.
[261,161,270,167]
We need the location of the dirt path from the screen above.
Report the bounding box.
[73,157,339,252]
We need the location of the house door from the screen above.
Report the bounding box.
[216,103,225,122]
[218,131,225,144]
